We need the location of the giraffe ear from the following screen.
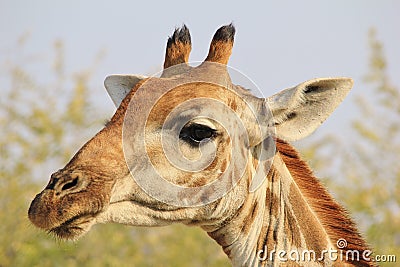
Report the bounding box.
[104,74,146,107]
[266,77,353,141]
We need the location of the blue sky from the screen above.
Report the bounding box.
[1,0,399,137]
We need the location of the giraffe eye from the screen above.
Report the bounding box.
[179,123,217,145]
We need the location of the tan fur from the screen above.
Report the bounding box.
[164,40,191,69]
[205,40,234,65]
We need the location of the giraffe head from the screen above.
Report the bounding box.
[28,24,353,240]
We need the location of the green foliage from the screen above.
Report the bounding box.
[0,40,228,266]
[301,28,399,266]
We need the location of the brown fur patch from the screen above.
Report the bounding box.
[240,199,259,235]
[205,41,233,65]
[143,82,246,127]
[284,207,303,249]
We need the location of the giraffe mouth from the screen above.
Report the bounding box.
[49,213,97,240]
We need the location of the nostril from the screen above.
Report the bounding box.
[61,177,79,191]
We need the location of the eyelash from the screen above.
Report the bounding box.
[179,124,217,146]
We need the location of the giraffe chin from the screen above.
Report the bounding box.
[49,213,96,240]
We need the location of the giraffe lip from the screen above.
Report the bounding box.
[49,213,97,239]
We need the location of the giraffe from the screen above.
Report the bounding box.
[28,24,374,266]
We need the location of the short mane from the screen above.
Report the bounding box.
[276,138,373,266]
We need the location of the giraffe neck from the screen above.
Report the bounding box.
[206,139,371,267]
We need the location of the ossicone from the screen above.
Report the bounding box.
[205,23,236,65]
[163,24,192,69]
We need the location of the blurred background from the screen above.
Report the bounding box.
[0,0,399,266]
